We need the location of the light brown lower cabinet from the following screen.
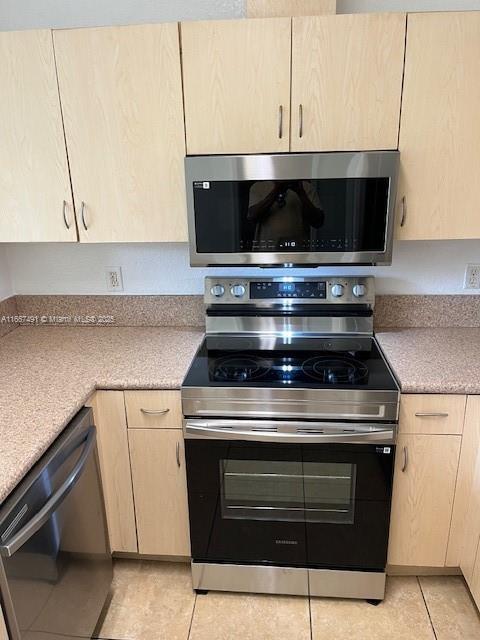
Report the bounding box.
[128,428,191,557]
[0,606,8,640]
[388,433,461,567]
[87,391,138,553]
[459,398,480,598]
[471,552,480,605]
[447,396,480,567]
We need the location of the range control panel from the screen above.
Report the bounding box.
[205,276,374,305]
[251,281,327,299]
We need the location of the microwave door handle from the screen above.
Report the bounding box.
[0,427,96,558]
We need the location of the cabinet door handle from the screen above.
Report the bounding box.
[399,196,407,227]
[414,412,449,418]
[62,200,71,230]
[401,446,408,472]
[176,441,181,468]
[278,105,283,139]
[81,201,88,231]
[140,408,170,416]
[298,104,303,138]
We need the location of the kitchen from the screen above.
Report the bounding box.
[1,0,480,638]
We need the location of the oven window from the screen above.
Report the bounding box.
[193,178,389,253]
[220,459,356,524]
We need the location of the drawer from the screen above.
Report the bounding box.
[399,394,466,435]
[125,390,182,429]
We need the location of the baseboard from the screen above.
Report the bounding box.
[113,551,190,563]
[387,565,462,576]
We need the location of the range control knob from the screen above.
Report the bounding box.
[353,284,367,298]
[331,284,344,298]
[231,284,246,298]
[210,284,225,298]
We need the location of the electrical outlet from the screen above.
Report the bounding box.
[106,266,123,292]
[464,264,480,289]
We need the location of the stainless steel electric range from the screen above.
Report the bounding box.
[181,276,399,602]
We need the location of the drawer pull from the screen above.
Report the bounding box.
[140,408,170,416]
[414,412,449,418]
[402,446,408,473]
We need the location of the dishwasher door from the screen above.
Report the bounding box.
[0,408,112,640]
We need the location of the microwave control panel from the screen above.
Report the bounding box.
[205,276,374,305]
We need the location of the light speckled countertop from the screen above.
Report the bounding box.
[0,326,203,504]
[376,327,480,394]
[1,325,479,506]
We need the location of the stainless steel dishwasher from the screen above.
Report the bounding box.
[0,407,112,640]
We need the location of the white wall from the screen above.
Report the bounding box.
[5,240,480,296]
[0,0,244,30]
[0,246,13,301]
[2,0,480,30]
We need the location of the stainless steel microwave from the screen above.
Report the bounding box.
[185,151,399,267]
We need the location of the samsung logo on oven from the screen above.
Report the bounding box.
[275,539,298,545]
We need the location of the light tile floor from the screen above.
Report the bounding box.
[96,560,480,640]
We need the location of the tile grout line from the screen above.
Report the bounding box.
[187,593,198,640]
[417,576,438,640]
[308,595,313,640]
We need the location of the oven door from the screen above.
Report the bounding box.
[184,420,395,572]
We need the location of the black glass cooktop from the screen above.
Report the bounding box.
[182,336,398,391]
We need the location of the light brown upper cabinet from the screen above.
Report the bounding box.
[53,24,187,242]
[246,0,336,18]
[397,12,480,240]
[291,13,406,152]
[0,30,76,242]
[181,18,291,154]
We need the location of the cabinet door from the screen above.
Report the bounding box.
[460,398,480,585]
[129,429,190,557]
[181,18,291,154]
[388,434,461,567]
[88,391,137,553]
[53,24,187,242]
[291,13,405,152]
[0,606,8,640]
[447,396,480,567]
[0,30,75,242]
[470,541,480,608]
[397,12,480,240]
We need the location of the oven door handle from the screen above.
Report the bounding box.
[183,421,395,444]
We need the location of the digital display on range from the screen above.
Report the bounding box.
[250,281,327,299]
[278,283,296,293]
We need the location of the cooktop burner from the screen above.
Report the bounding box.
[213,355,272,382]
[211,352,369,385]
[183,336,397,391]
[302,354,369,384]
